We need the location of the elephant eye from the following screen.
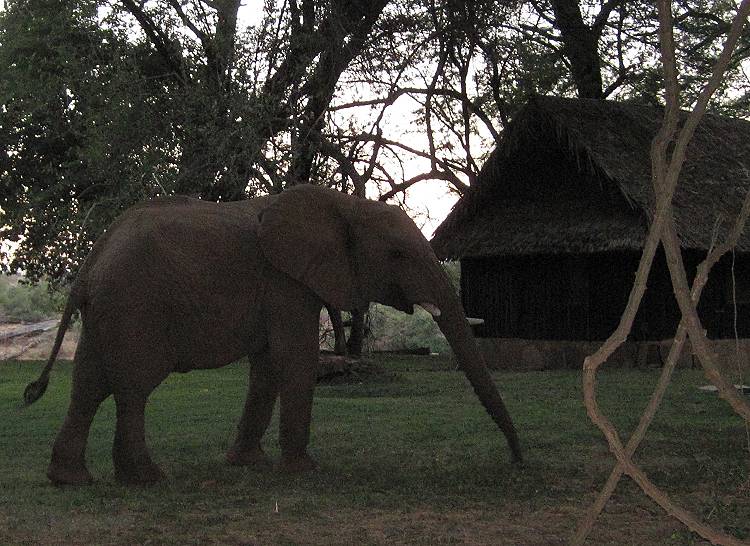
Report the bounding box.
[390,249,407,260]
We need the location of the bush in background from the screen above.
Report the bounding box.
[321,262,461,355]
[0,276,66,322]
[368,304,450,354]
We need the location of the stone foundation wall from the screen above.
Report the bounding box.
[476,337,750,375]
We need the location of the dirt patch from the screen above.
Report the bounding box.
[0,495,734,546]
[0,320,78,360]
[204,503,707,545]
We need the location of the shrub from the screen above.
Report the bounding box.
[0,276,66,322]
[368,304,450,354]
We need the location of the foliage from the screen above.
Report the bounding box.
[368,304,451,353]
[317,261,460,354]
[0,358,748,543]
[0,0,391,281]
[320,305,450,354]
[365,262,460,354]
[0,275,65,322]
[1,0,749,283]
[443,259,460,292]
[0,0,182,282]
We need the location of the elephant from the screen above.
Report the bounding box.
[24,184,522,485]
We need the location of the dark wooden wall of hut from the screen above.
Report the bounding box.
[461,249,750,341]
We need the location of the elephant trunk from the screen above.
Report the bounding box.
[431,267,523,463]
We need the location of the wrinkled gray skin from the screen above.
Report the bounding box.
[25,185,522,485]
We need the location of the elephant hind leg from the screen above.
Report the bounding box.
[48,335,110,486]
[112,393,165,485]
[226,351,278,468]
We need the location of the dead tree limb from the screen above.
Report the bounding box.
[661,216,750,422]
[572,188,750,544]
[575,0,750,543]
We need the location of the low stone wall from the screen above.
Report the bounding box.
[476,337,750,374]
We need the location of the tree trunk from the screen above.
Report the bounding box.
[549,0,604,99]
[326,304,348,355]
[346,307,367,357]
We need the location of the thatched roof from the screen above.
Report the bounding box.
[431,96,750,259]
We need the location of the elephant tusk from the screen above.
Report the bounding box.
[417,302,442,317]
[466,317,485,326]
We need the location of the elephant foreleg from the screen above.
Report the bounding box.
[112,394,164,484]
[275,319,320,473]
[226,352,279,468]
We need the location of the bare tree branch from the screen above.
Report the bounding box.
[330,87,499,141]
[573,187,750,544]
[340,132,469,187]
[592,0,625,36]
[576,0,750,542]
[120,0,186,84]
[317,135,366,190]
[166,0,210,44]
[377,170,465,201]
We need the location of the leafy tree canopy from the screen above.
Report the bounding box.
[1,0,749,282]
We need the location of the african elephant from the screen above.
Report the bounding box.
[24,184,522,485]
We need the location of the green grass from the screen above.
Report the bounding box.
[1,356,748,545]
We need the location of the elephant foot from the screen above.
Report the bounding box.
[114,459,165,486]
[275,453,318,474]
[226,446,273,469]
[47,462,94,486]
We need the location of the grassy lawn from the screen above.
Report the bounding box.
[1,356,748,545]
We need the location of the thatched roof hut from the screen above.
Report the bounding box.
[431,96,750,346]
[432,95,750,259]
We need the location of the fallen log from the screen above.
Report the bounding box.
[0,319,59,341]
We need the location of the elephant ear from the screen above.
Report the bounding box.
[257,185,359,311]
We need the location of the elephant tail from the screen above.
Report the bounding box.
[22,294,78,406]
